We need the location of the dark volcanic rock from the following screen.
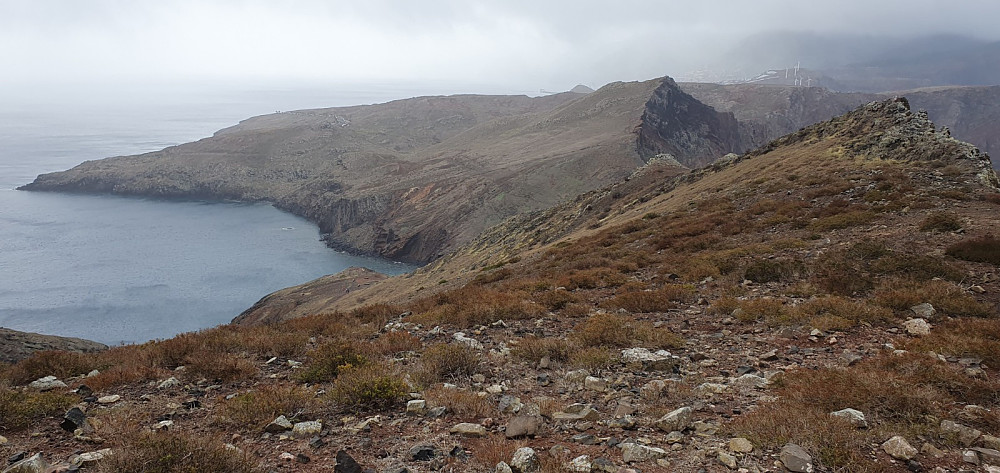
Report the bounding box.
[637,77,743,168]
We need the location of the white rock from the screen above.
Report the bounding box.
[830,408,868,428]
[729,437,753,453]
[655,407,692,432]
[158,377,181,389]
[28,376,67,391]
[566,455,592,472]
[97,395,121,404]
[406,399,428,416]
[882,436,918,460]
[903,318,931,336]
[453,332,484,349]
[450,422,487,437]
[621,443,667,463]
[584,376,607,392]
[510,447,540,473]
[292,420,322,438]
[153,420,173,431]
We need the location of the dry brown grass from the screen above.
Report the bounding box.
[96,431,264,473]
[946,234,1000,265]
[297,341,367,384]
[567,347,619,371]
[217,384,319,429]
[424,385,493,419]
[732,350,1000,471]
[328,363,409,410]
[3,350,97,385]
[874,280,994,318]
[511,336,571,364]
[793,296,893,330]
[184,350,258,382]
[414,343,481,387]
[601,284,693,313]
[572,313,683,349]
[411,286,545,327]
[919,211,963,232]
[0,387,78,431]
[370,331,423,356]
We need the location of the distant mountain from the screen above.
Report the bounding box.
[714,32,1000,92]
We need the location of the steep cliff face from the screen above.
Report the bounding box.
[636,78,743,168]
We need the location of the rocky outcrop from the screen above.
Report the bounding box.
[636,78,742,168]
[0,328,107,364]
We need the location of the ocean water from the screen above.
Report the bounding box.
[0,84,442,345]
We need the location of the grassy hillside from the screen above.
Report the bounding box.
[3,99,1000,472]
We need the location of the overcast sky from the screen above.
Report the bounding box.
[3,0,999,95]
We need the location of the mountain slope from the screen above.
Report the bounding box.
[3,99,1000,472]
[20,78,743,264]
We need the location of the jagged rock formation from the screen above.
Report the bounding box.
[22,78,738,264]
[636,78,742,168]
[0,328,107,363]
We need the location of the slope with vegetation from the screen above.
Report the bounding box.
[3,98,1000,472]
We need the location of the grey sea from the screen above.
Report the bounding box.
[0,84,444,345]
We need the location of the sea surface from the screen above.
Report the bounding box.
[0,83,466,345]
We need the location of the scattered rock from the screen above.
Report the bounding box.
[591,457,617,472]
[28,376,67,391]
[409,445,438,462]
[941,420,981,446]
[453,332,484,349]
[158,377,181,389]
[621,347,677,371]
[921,442,945,458]
[911,303,936,319]
[732,374,768,389]
[61,407,89,432]
[729,437,753,453]
[97,394,120,404]
[406,400,427,416]
[154,420,173,431]
[264,415,293,433]
[292,420,322,438]
[495,462,514,473]
[963,450,980,465]
[780,443,814,473]
[718,451,738,469]
[620,443,667,463]
[655,406,692,432]
[982,434,1000,451]
[2,453,50,473]
[971,447,1000,466]
[510,447,540,473]
[69,448,112,468]
[505,416,540,439]
[566,455,592,472]
[450,423,487,438]
[335,450,363,473]
[903,318,931,336]
[830,408,868,429]
[882,436,918,461]
[552,404,600,422]
[584,376,607,392]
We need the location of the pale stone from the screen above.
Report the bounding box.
[729,437,753,453]
[292,420,322,438]
[903,318,931,336]
[406,399,427,416]
[718,451,738,469]
[620,443,667,463]
[655,406,692,432]
[511,447,540,473]
[882,436,918,461]
[450,422,487,437]
[566,455,592,472]
[97,395,120,404]
[28,376,67,391]
[830,408,868,428]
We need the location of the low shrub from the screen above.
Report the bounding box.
[946,234,1000,265]
[424,386,492,418]
[183,351,258,383]
[602,285,692,313]
[919,212,962,232]
[4,350,98,385]
[512,336,571,363]
[414,343,481,387]
[370,331,423,356]
[328,364,409,410]
[568,347,619,371]
[218,384,318,429]
[0,388,78,431]
[743,258,805,283]
[97,431,263,473]
[874,280,994,318]
[298,341,367,384]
